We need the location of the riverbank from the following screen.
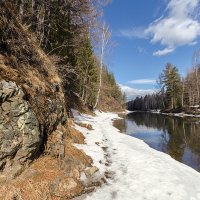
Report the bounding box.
[143,109,200,118]
[73,110,200,200]
[162,112,200,118]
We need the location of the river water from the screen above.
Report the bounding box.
[113,112,200,172]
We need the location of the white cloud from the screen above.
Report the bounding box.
[128,79,156,84]
[153,47,175,56]
[167,0,199,18]
[120,27,147,39]
[119,84,156,101]
[145,0,200,56]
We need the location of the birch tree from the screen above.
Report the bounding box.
[192,49,200,106]
[181,78,185,107]
[94,22,110,109]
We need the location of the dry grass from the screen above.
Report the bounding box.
[67,120,86,144]
[97,91,125,112]
[0,153,87,200]
[0,120,92,200]
[75,122,93,131]
[0,157,60,200]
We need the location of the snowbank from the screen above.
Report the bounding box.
[72,110,200,200]
[163,112,200,118]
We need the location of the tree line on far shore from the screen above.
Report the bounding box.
[127,52,200,113]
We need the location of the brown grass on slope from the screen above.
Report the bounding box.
[0,122,92,200]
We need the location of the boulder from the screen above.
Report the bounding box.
[50,177,83,198]
[84,166,99,177]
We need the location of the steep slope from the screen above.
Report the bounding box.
[97,67,125,112]
[0,3,96,199]
[0,2,67,178]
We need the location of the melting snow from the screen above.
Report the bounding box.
[72,110,200,200]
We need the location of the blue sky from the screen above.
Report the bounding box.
[102,0,200,100]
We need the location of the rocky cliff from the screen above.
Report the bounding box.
[0,3,96,199]
[0,80,41,180]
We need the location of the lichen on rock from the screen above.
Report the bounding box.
[0,80,42,180]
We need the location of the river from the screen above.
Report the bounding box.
[113,112,200,172]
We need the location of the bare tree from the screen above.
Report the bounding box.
[181,78,185,107]
[94,22,110,109]
[18,0,24,21]
[192,49,200,106]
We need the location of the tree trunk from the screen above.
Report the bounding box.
[182,80,184,107]
[18,0,24,21]
[195,67,200,106]
[94,23,109,109]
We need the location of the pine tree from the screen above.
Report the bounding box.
[160,63,181,110]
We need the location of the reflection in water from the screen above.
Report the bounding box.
[113,118,127,133]
[114,112,200,172]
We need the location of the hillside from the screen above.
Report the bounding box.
[0,1,124,199]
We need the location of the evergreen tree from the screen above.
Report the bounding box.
[4,1,124,111]
[160,63,181,109]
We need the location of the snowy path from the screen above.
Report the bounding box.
[73,110,200,200]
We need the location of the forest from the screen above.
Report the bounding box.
[127,53,200,114]
[2,0,124,111]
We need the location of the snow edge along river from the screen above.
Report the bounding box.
[72,110,200,200]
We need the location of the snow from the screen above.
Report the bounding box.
[147,109,200,118]
[162,112,200,118]
[72,110,200,200]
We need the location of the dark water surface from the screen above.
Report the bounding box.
[114,112,200,172]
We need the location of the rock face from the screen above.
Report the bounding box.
[0,79,97,199]
[0,80,41,180]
